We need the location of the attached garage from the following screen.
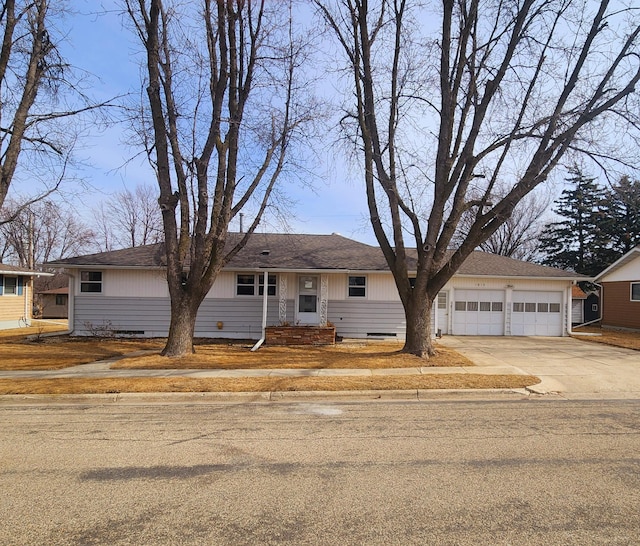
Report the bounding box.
[453,289,505,335]
[511,291,563,336]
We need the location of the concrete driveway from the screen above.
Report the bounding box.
[440,336,640,399]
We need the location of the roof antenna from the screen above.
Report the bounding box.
[239,213,244,233]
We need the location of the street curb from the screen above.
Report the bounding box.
[0,387,539,405]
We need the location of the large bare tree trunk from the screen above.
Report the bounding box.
[162,293,201,356]
[403,297,435,358]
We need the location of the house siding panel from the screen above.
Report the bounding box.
[328,300,405,338]
[0,277,30,329]
[103,270,168,298]
[601,282,640,330]
[73,296,293,338]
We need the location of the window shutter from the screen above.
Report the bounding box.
[17,276,24,296]
[0,275,3,295]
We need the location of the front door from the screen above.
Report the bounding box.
[297,275,318,324]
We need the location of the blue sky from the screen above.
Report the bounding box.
[51,2,378,245]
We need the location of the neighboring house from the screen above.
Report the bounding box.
[36,287,69,319]
[0,265,53,329]
[48,233,585,339]
[594,246,640,331]
[571,285,600,325]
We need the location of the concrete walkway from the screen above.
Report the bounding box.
[439,335,640,399]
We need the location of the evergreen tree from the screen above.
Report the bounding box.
[606,176,640,254]
[539,167,612,276]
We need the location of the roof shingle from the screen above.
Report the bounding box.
[47,232,581,279]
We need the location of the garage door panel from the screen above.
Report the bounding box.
[453,290,505,336]
[512,291,563,336]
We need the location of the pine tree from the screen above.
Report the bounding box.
[539,167,611,276]
[606,176,640,254]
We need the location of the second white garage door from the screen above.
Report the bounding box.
[511,291,563,336]
[453,289,505,335]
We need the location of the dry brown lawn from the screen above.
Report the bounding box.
[0,330,540,394]
[0,373,540,395]
[112,341,473,370]
[0,337,164,370]
[0,320,68,341]
[572,325,640,351]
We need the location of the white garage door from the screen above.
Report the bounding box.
[453,289,505,335]
[511,291,563,336]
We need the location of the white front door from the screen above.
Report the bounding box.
[297,275,318,324]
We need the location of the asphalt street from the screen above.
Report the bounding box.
[1,398,639,545]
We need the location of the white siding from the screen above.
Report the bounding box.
[367,273,399,301]
[74,296,294,338]
[102,270,168,298]
[599,256,640,282]
[328,273,347,300]
[206,271,235,298]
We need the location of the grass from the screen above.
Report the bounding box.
[0,328,537,395]
[0,320,69,341]
[112,341,473,370]
[571,325,640,351]
[0,336,164,370]
[0,374,540,395]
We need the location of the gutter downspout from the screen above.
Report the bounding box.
[251,269,269,352]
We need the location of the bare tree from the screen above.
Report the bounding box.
[453,191,549,261]
[0,1,111,219]
[0,198,94,266]
[91,183,163,251]
[126,0,317,356]
[318,0,640,357]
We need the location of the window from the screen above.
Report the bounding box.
[437,292,447,309]
[455,301,466,311]
[467,301,479,311]
[80,271,102,293]
[259,273,277,296]
[348,276,366,297]
[492,302,503,312]
[513,302,524,312]
[632,283,640,301]
[3,276,18,295]
[236,273,276,296]
[55,294,67,306]
[525,303,536,312]
[537,303,549,313]
[550,303,561,313]
[479,301,491,312]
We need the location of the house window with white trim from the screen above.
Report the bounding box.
[3,276,18,295]
[236,273,276,296]
[80,271,102,293]
[631,283,640,301]
[348,275,366,297]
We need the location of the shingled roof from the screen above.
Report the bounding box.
[48,232,581,279]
